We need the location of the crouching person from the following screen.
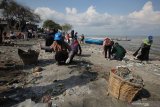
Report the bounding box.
[66,38,82,64]
[137,36,153,61]
[41,32,71,65]
[111,42,126,61]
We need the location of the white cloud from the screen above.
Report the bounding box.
[34,1,160,35]
[65,7,77,14]
[128,1,160,24]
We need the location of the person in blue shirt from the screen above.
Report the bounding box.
[40,32,82,65]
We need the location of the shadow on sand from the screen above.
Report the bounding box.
[133,88,151,101]
[0,59,97,107]
[80,54,91,57]
[15,59,56,71]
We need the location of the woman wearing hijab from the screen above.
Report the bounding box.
[103,37,112,59]
[136,36,153,61]
[65,38,82,64]
[41,32,71,65]
[111,42,126,61]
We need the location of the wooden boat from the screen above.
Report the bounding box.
[85,38,103,45]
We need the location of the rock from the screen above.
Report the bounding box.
[141,98,148,101]
[69,70,74,74]
[135,63,143,67]
[32,72,41,77]
[106,92,109,96]
[57,83,64,87]
[0,80,8,85]
[153,69,158,72]
[33,66,43,73]
[41,95,51,103]
[0,50,5,54]
[53,80,58,82]
[126,63,134,67]
[17,99,48,107]
[68,89,74,95]
[52,103,58,107]
[132,102,149,106]
[63,91,66,96]
[54,97,59,100]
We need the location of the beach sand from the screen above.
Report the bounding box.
[0,39,160,107]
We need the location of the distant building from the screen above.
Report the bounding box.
[25,21,38,31]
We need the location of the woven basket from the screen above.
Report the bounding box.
[18,49,40,65]
[108,70,143,103]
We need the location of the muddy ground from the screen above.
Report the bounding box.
[0,39,160,107]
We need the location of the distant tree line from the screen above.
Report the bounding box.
[0,0,73,43]
[0,0,41,31]
[42,20,73,33]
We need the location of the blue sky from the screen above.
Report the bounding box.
[16,0,160,36]
[16,0,160,14]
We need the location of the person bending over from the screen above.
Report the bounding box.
[41,32,71,65]
[135,36,153,61]
[66,38,82,64]
[103,37,113,59]
[111,42,126,61]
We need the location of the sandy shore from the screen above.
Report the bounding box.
[0,39,160,107]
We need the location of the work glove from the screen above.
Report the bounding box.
[65,58,71,64]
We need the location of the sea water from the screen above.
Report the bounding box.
[85,35,160,60]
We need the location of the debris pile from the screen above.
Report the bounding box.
[114,66,143,86]
[108,66,144,102]
[0,60,15,70]
[0,41,14,46]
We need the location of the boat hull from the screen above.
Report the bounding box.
[85,38,103,45]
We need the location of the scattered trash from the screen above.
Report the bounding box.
[114,66,143,85]
[153,69,158,72]
[17,99,48,107]
[135,63,143,67]
[54,97,59,100]
[68,89,74,95]
[0,60,16,70]
[154,73,160,76]
[85,64,91,71]
[106,91,109,96]
[33,66,43,73]
[126,63,134,67]
[53,80,58,82]
[41,95,51,103]
[0,41,14,46]
[57,83,64,87]
[52,103,58,107]
[108,67,144,102]
[0,50,5,54]
[62,91,66,96]
[69,70,74,74]
[41,95,52,107]
[80,62,84,65]
[32,72,42,77]
[132,102,149,106]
